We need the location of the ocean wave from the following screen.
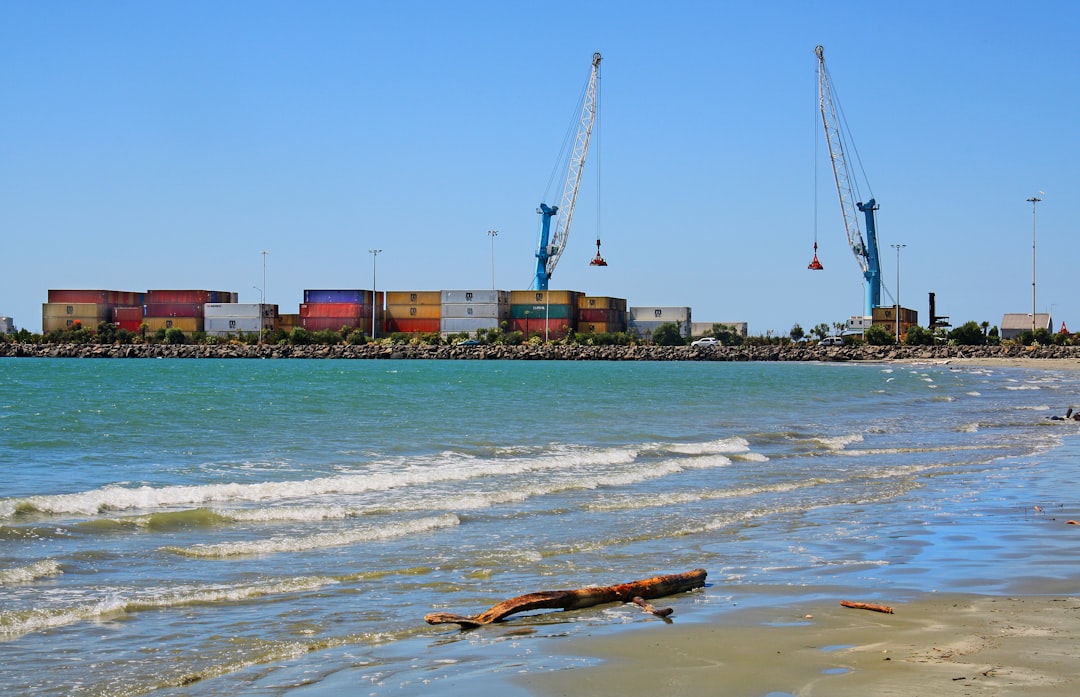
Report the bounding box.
[162,513,460,558]
[0,575,338,639]
[813,434,864,450]
[0,559,62,585]
[660,437,751,455]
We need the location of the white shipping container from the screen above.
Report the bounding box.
[205,316,273,336]
[440,317,504,334]
[204,303,278,319]
[440,289,509,305]
[628,319,692,339]
[440,302,508,319]
[628,306,692,323]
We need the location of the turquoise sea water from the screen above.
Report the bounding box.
[3,358,1080,695]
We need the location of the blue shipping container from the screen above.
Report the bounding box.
[303,289,372,304]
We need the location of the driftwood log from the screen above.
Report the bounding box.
[841,600,894,614]
[425,568,707,628]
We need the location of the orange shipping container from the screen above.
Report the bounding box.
[386,318,442,334]
[142,317,203,333]
[509,290,580,306]
[385,303,441,320]
[385,291,441,305]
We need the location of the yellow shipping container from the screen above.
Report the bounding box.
[577,296,627,311]
[42,316,105,333]
[42,302,111,320]
[509,290,580,306]
[277,313,300,329]
[143,317,203,333]
[385,291,442,305]
[576,321,628,334]
[385,303,441,320]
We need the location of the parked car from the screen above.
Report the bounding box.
[455,339,481,346]
[691,337,719,347]
[819,336,845,346]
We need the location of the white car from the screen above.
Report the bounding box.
[691,337,719,347]
[819,336,845,346]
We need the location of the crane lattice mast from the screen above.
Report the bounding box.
[816,45,881,316]
[534,52,602,290]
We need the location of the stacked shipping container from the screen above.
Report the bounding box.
[385,291,441,334]
[141,290,236,334]
[204,304,278,337]
[509,290,579,339]
[628,306,693,340]
[441,290,510,335]
[43,289,145,333]
[575,295,628,334]
[299,290,379,333]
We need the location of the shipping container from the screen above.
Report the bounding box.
[510,303,574,320]
[145,290,233,304]
[628,306,692,323]
[112,306,144,322]
[277,314,300,330]
[577,307,622,324]
[386,291,442,306]
[142,303,203,318]
[299,302,368,319]
[508,317,574,339]
[204,303,278,319]
[577,295,627,311]
[577,322,625,334]
[205,317,272,336]
[385,303,441,320]
[439,317,505,334]
[48,289,144,305]
[115,320,143,333]
[441,289,510,305]
[386,318,442,334]
[509,290,579,306]
[142,317,204,333]
[440,303,506,319]
[628,319,692,339]
[42,303,111,320]
[298,317,370,332]
[303,289,373,304]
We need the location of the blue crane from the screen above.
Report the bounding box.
[816,45,882,317]
[533,53,603,290]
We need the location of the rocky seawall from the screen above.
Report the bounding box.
[3,342,1080,362]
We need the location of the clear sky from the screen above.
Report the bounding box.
[2,1,1076,335]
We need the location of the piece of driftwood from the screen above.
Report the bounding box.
[632,596,674,618]
[424,568,706,628]
[841,600,894,614]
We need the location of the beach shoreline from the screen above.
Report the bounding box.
[514,590,1080,697]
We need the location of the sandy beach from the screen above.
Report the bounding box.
[516,591,1080,696]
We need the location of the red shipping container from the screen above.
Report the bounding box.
[509,317,573,339]
[116,320,143,332]
[146,290,232,304]
[386,318,441,334]
[577,308,619,323]
[299,302,368,319]
[299,317,369,332]
[143,303,203,318]
[112,306,144,322]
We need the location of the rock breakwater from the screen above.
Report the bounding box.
[3,342,1080,362]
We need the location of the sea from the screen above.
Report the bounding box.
[3,357,1080,696]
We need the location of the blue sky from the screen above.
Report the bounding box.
[2,1,1076,335]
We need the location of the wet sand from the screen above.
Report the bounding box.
[516,592,1080,696]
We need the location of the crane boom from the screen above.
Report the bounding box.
[533,52,602,290]
[816,45,881,316]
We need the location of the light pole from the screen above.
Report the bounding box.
[487,230,498,290]
[891,243,906,341]
[369,249,382,339]
[259,250,268,342]
[1027,195,1041,334]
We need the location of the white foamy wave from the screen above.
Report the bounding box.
[966,391,982,397]
[0,576,337,638]
[1005,384,1041,391]
[164,513,460,558]
[662,437,751,456]
[1,445,641,519]
[814,434,864,450]
[0,559,62,585]
[958,422,980,433]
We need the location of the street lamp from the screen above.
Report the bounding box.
[369,249,382,339]
[259,250,268,342]
[891,243,906,341]
[1027,195,1041,334]
[487,230,498,290]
